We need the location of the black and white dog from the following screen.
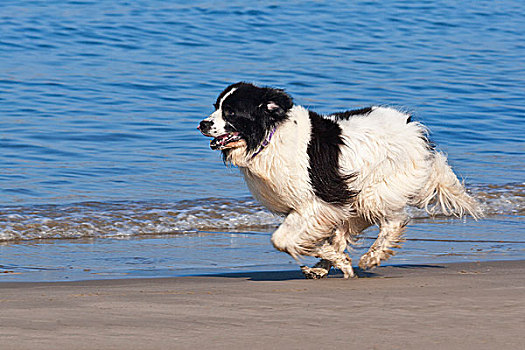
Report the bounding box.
[199,82,482,279]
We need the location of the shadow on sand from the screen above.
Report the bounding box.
[210,264,445,281]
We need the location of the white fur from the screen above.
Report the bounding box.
[236,106,313,214]
[222,105,482,278]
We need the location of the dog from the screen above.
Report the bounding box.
[199,82,482,279]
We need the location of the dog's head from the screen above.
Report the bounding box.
[198,82,293,156]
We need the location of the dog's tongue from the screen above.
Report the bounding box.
[210,132,240,150]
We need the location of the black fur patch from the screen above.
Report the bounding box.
[307,111,357,205]
[216,82,293,156]
[330,107,373,120]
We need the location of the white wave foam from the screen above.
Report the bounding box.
[0,199,281,242]
[0,183,522,242]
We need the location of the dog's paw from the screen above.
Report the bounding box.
[341,265,357,279]
[358,251,381,270]
[300,265,329,279]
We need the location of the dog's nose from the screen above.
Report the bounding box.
[199,120,212,133]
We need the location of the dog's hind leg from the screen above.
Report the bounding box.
[358,215,407,270]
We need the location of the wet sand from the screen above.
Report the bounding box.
[1,260,524,349]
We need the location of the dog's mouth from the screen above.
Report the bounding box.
[209,132,244,150]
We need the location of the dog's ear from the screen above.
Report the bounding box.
[263,88,293,119]
[266,102,281,111]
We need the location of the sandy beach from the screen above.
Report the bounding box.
[1,260,524,349]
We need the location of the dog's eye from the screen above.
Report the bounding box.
[223,110,235,117]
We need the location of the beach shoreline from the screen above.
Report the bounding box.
[1,259,523,349]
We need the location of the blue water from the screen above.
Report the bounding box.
[0,0,523,281]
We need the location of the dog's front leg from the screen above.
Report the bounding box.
[271,209,355,279]
[270,210,308,260]
[271,210,330,279]
[304,240,356,279]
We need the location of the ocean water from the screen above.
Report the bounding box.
[1,0,523,281]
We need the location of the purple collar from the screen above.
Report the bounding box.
[251,127,276,159]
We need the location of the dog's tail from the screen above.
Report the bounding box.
[418,152,483,219]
